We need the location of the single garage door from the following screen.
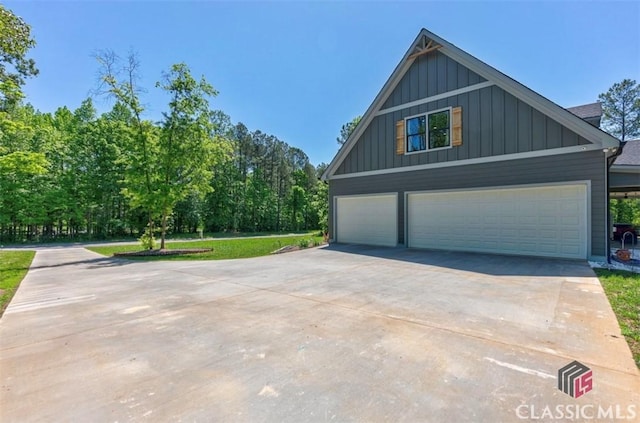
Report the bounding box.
[336,194,397,247]
[407,184,587,259]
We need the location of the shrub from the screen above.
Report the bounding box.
[297,238,315,248]
[139,228,156,250]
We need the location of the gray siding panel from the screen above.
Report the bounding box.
[457,61,469,87]
[329,151,607,257]
[491,86,505,156]
[418,55,428,99]
[480,87,492,157]
[546,118,562,149]
[468,89,481,158]
[532,109,546,151]
[369,118,377,172]
[503,92,518,154]
[517,102,532,152]
[562,126,579,147]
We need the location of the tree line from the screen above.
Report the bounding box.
[0,89,329,243]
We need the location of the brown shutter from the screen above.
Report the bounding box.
[396,120,405,154]
[452,106,462,146]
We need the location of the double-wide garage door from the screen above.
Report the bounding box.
[335,184,587,259]
[407,184,587,259]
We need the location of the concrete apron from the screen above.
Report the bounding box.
[0,245,638,422]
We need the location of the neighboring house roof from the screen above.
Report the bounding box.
[323,29,620,180]
[567,102,602,119]
[614,139,640,166]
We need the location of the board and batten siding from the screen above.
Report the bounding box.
[335,86,591,177]
[380,50,487,110]
[329,150,607,258]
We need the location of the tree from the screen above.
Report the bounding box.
[95,51,159,245]
[311,163,329,235]
[598,79,640,141]
[0,5,38,109]
[336,115,362,145]
[0,151,49,240]
[155,63,221,249]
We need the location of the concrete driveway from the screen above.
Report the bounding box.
[1,245,638,422]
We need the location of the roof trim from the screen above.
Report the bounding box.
[376,81,494,116]
[322,28,620,180]
[611,165,640,174]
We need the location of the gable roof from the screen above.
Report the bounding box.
[567,102,602,120]
[614,139,640,166]
[323,29,620,180]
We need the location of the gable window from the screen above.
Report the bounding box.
[405,108,451,153]
[406,116,426,152]
[428,110,450,149]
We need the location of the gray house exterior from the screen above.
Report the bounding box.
[322,29,620,261]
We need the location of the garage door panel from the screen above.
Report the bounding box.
[407,185,587,259]
[336,195,397,247]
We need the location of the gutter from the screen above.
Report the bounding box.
[605,140,626,263]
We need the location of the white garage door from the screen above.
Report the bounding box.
[407,184,587,259]
[336,194,397,247]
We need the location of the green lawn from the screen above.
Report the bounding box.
[595,269,640,368]
[87,234,324,261]
[0,250,36,317]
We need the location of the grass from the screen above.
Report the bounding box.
[87,234,324,261]
[1,230,316,246]
[0,250,36,317]
[595,269,640,368]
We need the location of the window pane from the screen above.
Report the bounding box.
[406,116,426,135]
[429,129,450,149]
[429,111,449,131]
[408,134,426,152]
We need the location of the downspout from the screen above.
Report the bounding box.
[605,140,626,263]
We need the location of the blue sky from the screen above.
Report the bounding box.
[6,1,640,166]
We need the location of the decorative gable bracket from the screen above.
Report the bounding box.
[407,36,442,60]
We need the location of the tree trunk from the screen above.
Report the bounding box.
[160,212,168,250]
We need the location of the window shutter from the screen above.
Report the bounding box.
[396,120,405,154]
[452,106,462,146]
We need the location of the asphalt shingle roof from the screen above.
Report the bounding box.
[614,139,640,165]
[567,102,602,119]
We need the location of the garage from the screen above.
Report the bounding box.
[406,184,588,259]
[335,194,397,247]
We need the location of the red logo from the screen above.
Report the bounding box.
[558,361,593,398]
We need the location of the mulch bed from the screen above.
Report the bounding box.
[271,245,302,254]
[611,255,640,267]
[113,248,212,257]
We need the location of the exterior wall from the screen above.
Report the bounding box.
[336,81,591,176]
[610,170,640,190]
[329,150,607,258]
[381,50,486,110]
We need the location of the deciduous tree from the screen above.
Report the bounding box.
[0,5,38,109]
[155,63,223,248]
